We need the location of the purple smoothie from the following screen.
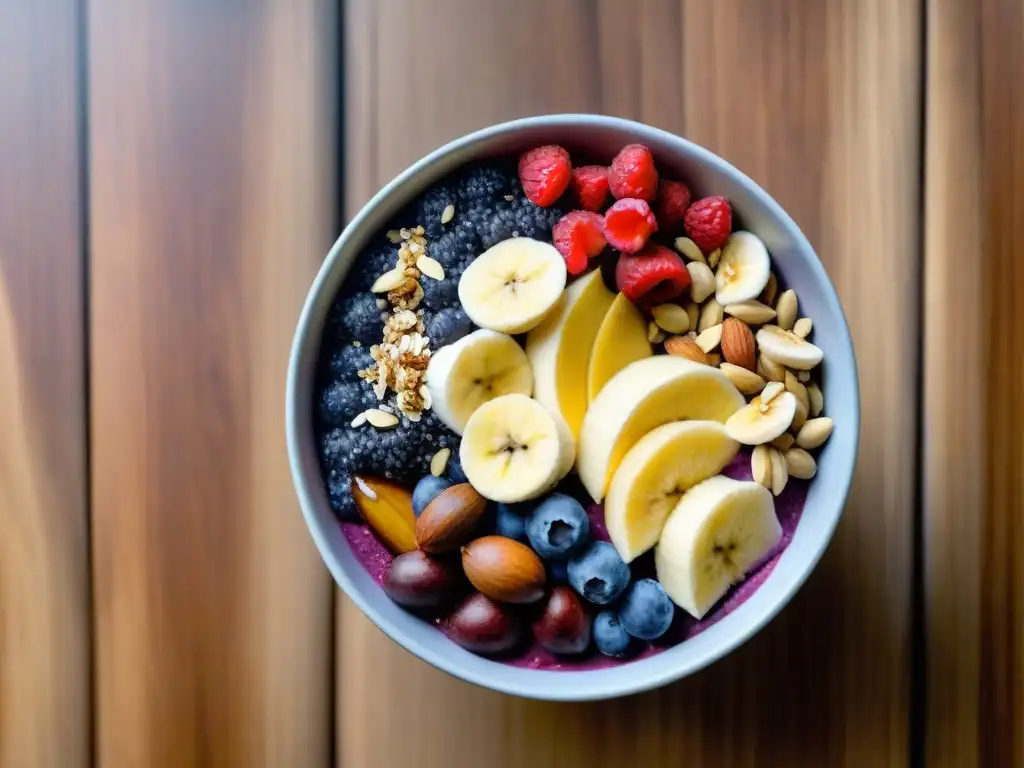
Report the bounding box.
[341,448,808,670]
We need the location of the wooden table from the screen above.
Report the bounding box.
[0,1,1018,765]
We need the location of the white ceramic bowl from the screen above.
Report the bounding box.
[287,115,859,701]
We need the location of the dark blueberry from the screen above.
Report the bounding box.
[318,379,374,429]
[618,578,675,641]
[330,292,384,347]
[495,503,530,541]
[548,560,569,584]
[344,242,398,292]
[412,475,451,517]
[421,264,462,310]
[430,221,481,270]
[455,163,518,205]
[567,541,631,605]
[326,470,360,521]
[446,456,469,484]
[427,307,472,348]
[508,195,566,241]
[526,494,590,561]
[414,183,458,238]
[593,611,635,658]
[323,344,373,382]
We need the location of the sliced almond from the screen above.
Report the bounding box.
[807,381,824,417]
[776,289,798,331]
[674,236,705,264]
[416,254,445,281]
[350,411,369,428]
[684,301,700,332]
[760,272,778,306]
[797,370,811,383]
[793,317,813,338]
[785,447,817,479]
[652,303,690,334]
[758,353,788,383]
[698,298,725,332]
[790,397,808,433]
[771,432,795,451]
[761,381,785,405]
[430,447,451,477]
[441,204,456,224]
[366,408,400,429]
[371,268,407,293]
[647,321,666,344]
[720,362,766,395]
[686,261,716,303]
[725,299,777,325]
[751,445,772,488]
[695,324,723,353]
[795,417,833,449]
[785,370,810,412]
[386,229,403,243]
[708,247,722,268]
[768,446,789,496]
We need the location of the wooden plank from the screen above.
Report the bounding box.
[924,0,1024,765]
[339,1,919,765]
[87,1,337,764]
[0,1,90,766]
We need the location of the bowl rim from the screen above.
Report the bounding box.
[286,114,860,701]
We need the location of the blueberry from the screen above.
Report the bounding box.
[617,578,675,641]
[593,611,634,658]
[548,561,569,584]
[446,456,469,484]
[495,502,531,541]
[412,475,451,517]
[427,307,472,348]
[567,541,630,605]
[526,494,590,560]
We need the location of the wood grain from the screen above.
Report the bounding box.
[87,1,337,765]
[340,1,919,765]
[924,0,1024,765]
[0,1,90,766]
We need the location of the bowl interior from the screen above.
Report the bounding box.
[286,115,859,700]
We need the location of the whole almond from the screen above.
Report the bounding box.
[807,381,824,417]
[686,261,716,303]
[652,303,690,334]
[684,301,700,332]
[415,483,488,553]
[720,362,766,395]
[751,445,772,488]
[785,370,810,412]
[759,272,778,306]
[725,299,777,325]
[785,447,817,479]
[794,317,813,338]
[698,297,724,332]
[776,289,798,330]
[462,535,546,603]
[708,247,722,268]
[768,446,789,497]
[674,236,705,263]
[795,417,834,449]
[758,353,788,383]
[695,323,723,353]
[647,321,666,344]
[707,352,722,366]
[351,475,418,554]
[771,432,795,451]
[790,396,809,433]
[720,318,756,371]
[665,335,711,365]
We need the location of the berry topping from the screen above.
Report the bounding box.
[567,541,631,605]
[684,195,732,252]
[615,243,692,305]
[609,143,659,201]
[603,198,658,253]
[552,210,607,275]
[618,578,675,640]
[518,144,572,207]
[526,494,591,561]
[570,165,611,211]
[654,179,692,234]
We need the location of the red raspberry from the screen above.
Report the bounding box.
[603,198,658,253]
[552,211,607,275]
[654,179,692,234]
[609,144,659,201]
[615,244,692,305]
[570,165,610,211]
[518,145,572,207]
[684,195,732,252]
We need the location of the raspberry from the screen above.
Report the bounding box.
[553,211,607,275]
[518,145,572,207]
[684,195,732,252]
[615,244,691,305]
[603,198,658,253]
[609,144,659,201]
[570,165,610,212]
[654,179,692,234]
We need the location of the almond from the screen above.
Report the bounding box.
[790,396,809,433]
[771,432,795,451]
[758,353,788,383]
[785,370,810,412]
[351,475,417,554]
[807,381,824,417]
[684,301,700,332]
[665,335,711,365]
[725,299,777,325]
[768,445,789,496]
[441,203,456,224]
[371,268,407,293]
[462,535,546,604]
[785,447,817,479]
[652,303,690,334]
[674,236,705,264]
[721,317,756,371]
[751,445,772,488]
[647,321,666,344]
[708,247,722,268]
[795,417,833,449]
[415,483,488,553]
[776,289,798,331]
[695,323,723,353]
[720,362,766,395]
[698,297,724,332]
[759,272,778,306]
[794,317,813,338]
[429,447,451,477]
[686,261,716,303]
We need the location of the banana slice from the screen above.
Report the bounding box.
[605,421,740,563]
[724,390,798,445]
[458,237,567,334]
[655,475,782,619]
[577,356,746,502]
[755,325,823,370]
[459,393,574,503]
[426,329,533,434]
[715,231,771,306]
